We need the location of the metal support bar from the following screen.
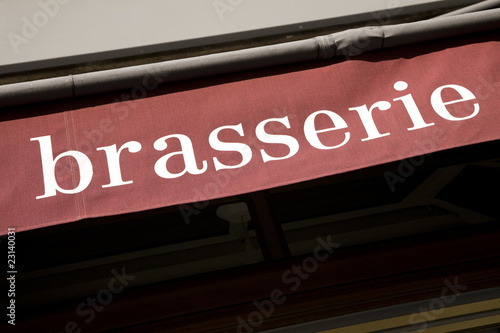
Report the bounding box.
[245,191,291,261]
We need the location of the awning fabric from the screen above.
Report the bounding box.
[1,29,499,234]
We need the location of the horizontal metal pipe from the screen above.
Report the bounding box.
[437,0,500,17]
[73,38,321,97]
[1,8,499,108]
[331,7,500,57]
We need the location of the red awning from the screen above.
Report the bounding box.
[1,28,499,234]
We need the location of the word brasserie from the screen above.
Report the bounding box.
[31,81,479,199]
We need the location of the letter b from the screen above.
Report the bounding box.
[31,135,93,199]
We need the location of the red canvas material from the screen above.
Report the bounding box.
[1,31,499,234]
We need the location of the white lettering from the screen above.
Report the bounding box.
[256,117,300,162]
[209,124,252,170]
[431,84,479,121]
[393,81,435,131]
[154,134,207,179]
[31,135,93,199]
[97,142,142,188]
[349,101,392,141]
[304,110,350,149]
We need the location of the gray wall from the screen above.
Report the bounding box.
[0,0,479,74]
